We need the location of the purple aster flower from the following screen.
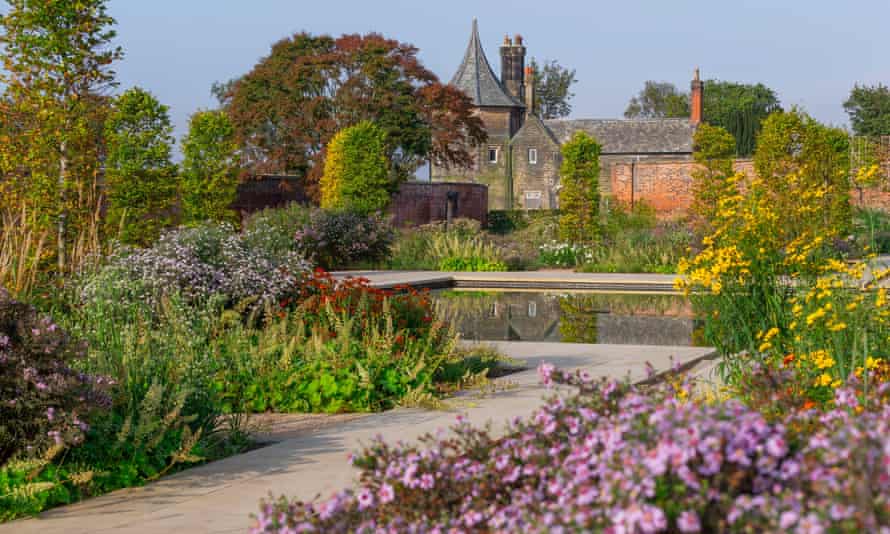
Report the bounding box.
[677,510,701,533]
[378,483,394,504]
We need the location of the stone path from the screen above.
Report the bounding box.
[3,342,714,534]
[332,270,681,292]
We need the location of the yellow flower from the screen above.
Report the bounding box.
[815,373,833,387]
[827,322,847,332]
[866,356,883,370]
[758,342,772,352]
[806,308,826,326]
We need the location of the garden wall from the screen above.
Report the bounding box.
[389,181,488,227]
[231,175,309,217]
[609,160,755,218]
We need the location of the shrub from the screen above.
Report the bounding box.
[80,222,308,312]
[427,232,506,272]
[180,109,240,224]
[242,203,313,259]
[320,121,393,215]
[537,241,592,268]
[689,124,736,235]
[253,366,890,532]
[558,131,601,244]
[216,270,498,413]
[293,210,394,270]
[0,289,110,465]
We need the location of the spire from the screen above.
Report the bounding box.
[449,19,523,108]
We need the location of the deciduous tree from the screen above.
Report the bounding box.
[530,59,577,119]
[104,88,177,245]
[223,32,485,196]
[558,131,601,245]
[0,0,122,269]
[623,81,689,119]
[843,83,890,138]
[180,110,240,224]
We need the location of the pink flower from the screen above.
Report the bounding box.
[539,362,556,387]
[677,510,701,533]
[356,487,374,510]
[378,483,394,504]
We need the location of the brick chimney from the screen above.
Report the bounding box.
[499,34,526,104]
[690,67,704,126]
[524,65,535,115]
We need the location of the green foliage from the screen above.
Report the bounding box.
[703,80,782,157]
[180,110,239,224]
[386,220,507,272]
[320,121,392,215]
[843,83,890,137]
[486,209,559,235]
[690,123,737,233]
[529,59,577,119]
[558,131,601,244]
[104,87,178,245]
[0,0,122,270]
[623,81,689,119]
[242,202,312,258]
[754,108,852,238]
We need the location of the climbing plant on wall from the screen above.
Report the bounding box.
[558,131,601,244]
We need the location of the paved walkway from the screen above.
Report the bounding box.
[333,270,681,292]
[4,342,714,534]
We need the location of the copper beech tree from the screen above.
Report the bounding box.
[223,32,486,197]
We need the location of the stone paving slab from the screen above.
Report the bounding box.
[332,270,681,292]
[3,342,714,534]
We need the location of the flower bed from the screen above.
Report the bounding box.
[251,366,890,532]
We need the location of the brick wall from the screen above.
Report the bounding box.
[609,160,754,217]
[389,181,488,227]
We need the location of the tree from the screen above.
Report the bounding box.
[704,81,781,157]
[690,124,737,234]
[623,79,781,156]
[843,83,890,138]
[0,0,122,269]
[530,59,577,119]
[623,81,689,119]
[319,121,391,215]
[754,108,851,239]
[104,88,178,245]
[180,110,240,224]
[224,32,486,196]
[558,131,601,244]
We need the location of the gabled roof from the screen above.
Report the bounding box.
[450,19,523,108]
[543,118,696,155]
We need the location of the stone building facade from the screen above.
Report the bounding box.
[431,20,704,213]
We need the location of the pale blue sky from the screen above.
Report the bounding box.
[109,0,887,146]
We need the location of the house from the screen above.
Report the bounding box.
[431,20,703,214]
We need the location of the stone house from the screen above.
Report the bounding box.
[431,20,704,213]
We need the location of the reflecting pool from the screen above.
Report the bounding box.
[433,290,702,346]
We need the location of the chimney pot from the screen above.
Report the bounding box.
[514,34,523,46]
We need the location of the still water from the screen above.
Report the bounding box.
[432,290,702,346]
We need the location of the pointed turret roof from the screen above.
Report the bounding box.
[450,19,522,108]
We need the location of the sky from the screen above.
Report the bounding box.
[108,0,889,149]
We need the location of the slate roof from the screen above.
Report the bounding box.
[543,118,696,155]
[450,19,522,108]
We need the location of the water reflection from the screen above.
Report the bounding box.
[433,291,701,346]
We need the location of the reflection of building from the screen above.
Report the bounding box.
[442,292,696,345]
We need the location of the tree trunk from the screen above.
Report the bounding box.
[57,141,67,272]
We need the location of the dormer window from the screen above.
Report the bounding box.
[488,147,498,164]
[528,148,538,164]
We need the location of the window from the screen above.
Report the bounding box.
[528,148,538,164]
[524,190,543,210]
[487,147,498,164]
